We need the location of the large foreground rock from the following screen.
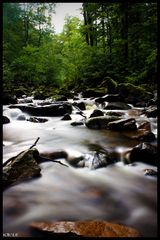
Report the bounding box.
[9,102,72,117]
[85,116,120,129]
[3,149,41,189]
[30,220,140,237]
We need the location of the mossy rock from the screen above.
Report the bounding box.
[117,83,153,101]
[82,88,107,98]
[102,77,118,93]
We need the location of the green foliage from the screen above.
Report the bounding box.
[3,2,157,100]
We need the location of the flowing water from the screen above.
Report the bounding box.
[3,99,157,237]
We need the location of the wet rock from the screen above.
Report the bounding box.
[73,101,86,110]
[102,76,118,93]
[117,83,153,103]
[123,130,155,142]
[145,105,157,118]
[108,118,137,131]
[127,143,157,166]
[104,102,131,110]
[138,121,151,132]
[82,88,106,98]
[3,149,41,189]
[71,121,84,126]
[144,169,157,177]
[85,116,120,129]
[16,114,26,121]
[95,97,105,104]
[3,116,10,124]
[30,220,140,237]
[9,103,72,117]
[86,151,117,169]
[27,117,48,123]
[89,109,104,118]
[105,111,124,117]
[61,113,72,120]
[136,132,156,142]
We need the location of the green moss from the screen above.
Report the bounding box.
[102,77,118,93]
[117,83,153,100]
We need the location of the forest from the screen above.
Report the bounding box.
[3,2,157,102]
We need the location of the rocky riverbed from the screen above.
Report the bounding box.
[3,93,157,237]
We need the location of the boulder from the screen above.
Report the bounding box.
[9,103,72,117]
[127,142,157,166]
[3,116,10,124]
[82,88,106,98]
[89,109,104,118]
[85,116,120,129]
[117,83,153,103]
[95,97,105,104]
[144,169,157,177]
[3,149,41,189]
[61,113,72,120]
[75,102,86,111]
[138,121,151,131]
[71,121,84,126]
[145,105,157,118]
[108,118,137,131]
[105,111,124,117]
[16,114,26,121]
[102,76,118,93]
[136,132,156,142]
[123,129,156,142]
[27,117,48,123]
[104,102,131,110]
[30,220,140,237]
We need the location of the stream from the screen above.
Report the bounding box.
[3,98,157,237]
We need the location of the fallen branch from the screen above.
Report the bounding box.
[29,137,40,149]
[74,105,87,119]
[37,155,69,167]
